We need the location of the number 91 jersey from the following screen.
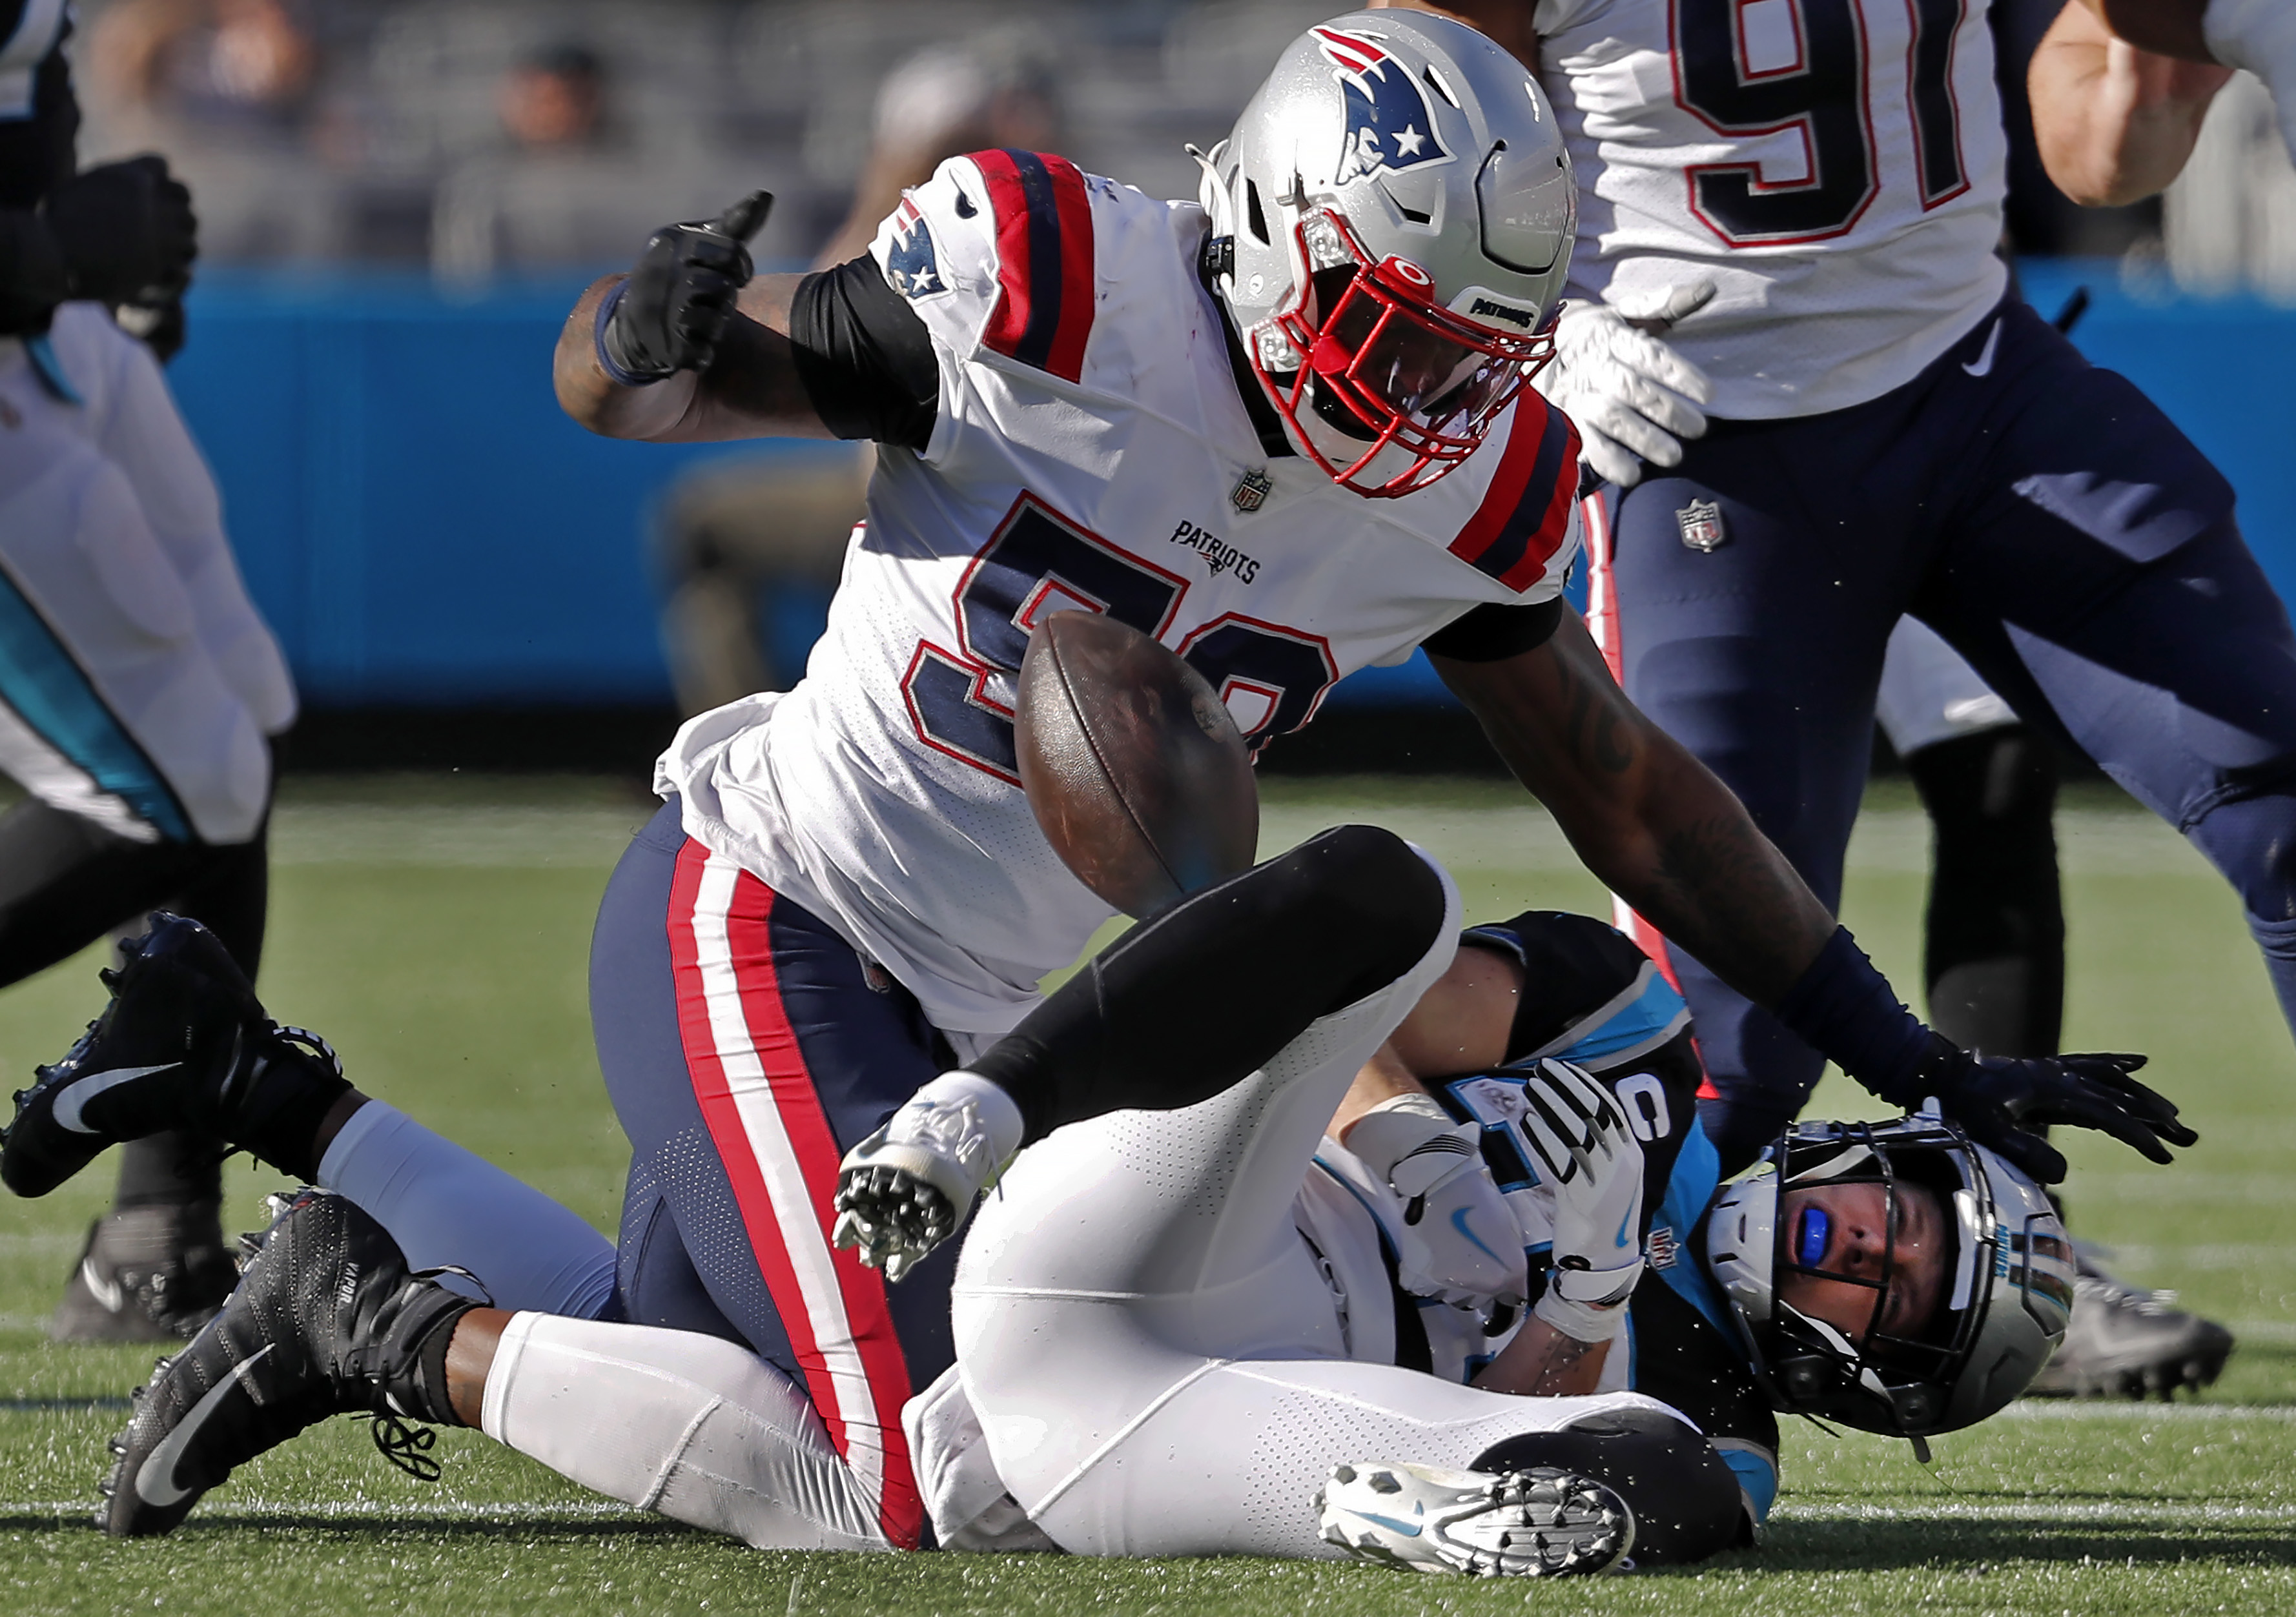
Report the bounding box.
[1535,0,2011,419]
[657,152,1581,1039]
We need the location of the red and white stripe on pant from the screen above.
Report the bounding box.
[666,840,924,1547]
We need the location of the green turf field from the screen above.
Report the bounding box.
[0,773,2290,1614]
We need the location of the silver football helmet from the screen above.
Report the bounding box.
[1703,1114,2075,1439]
[1193,10,1576,496]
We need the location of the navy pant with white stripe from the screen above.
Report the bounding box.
[589,799,956,1549]
[1586,296,2296,1169]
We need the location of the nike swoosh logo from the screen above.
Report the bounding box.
[1615,1208,1636,1249]
[1962,318,2002,378]
[79,1257,126,1315]
[1449,1206,1508,1266]
[135,1344,273,1509]
[1355,1510,1424,1538]
[51,1064,178,1134]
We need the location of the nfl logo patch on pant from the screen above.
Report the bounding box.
[1676,498,1727,552]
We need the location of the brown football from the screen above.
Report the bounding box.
[1015,611,1260,918]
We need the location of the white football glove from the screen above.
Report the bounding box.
[2208,0,2296,164]
[1346,1093,1528,1309]
[1535,281,1718,488]
[1519,1060,1646,1343]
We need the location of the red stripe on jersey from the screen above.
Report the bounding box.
[972,148,1096,383]
[1448,393,1581,593]
[1584,493,1695,1018]
[666,843,924,1548]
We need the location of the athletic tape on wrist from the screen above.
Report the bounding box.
[593,281,666,387]
[1533,1283,1630,1344]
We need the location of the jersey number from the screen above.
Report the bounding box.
[902,494,1337,784]
[1672,0,1969,245]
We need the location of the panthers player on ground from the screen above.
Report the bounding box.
[30,837,2072,1571]
[12,10,2185,1555]
[1372,0,2264,1392]
[858,871,2073,1562]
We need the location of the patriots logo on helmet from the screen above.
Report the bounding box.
[1314,26,1453,186]
[885,199,947,300]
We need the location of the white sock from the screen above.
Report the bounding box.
[316,1101,617,1317]
[480,1311,892,1551]
[2208,0,2296,155]
[908,1070,1023,1164]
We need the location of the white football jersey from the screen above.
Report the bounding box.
[659,152,1581,1035]
[1533,0,2010,418]
[0,308,296,846]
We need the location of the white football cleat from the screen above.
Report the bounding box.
[1316,1460,1634,1578]
[830,1072,1021,1281]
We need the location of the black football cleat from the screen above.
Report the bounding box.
[50,1200,236,1343]
[2,913,340,1198]
[99,1189,477,1538]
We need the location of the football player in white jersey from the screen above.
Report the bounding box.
[1,10,296,1343]
[6,10,2188,1555]
[1373,0,2264,1394]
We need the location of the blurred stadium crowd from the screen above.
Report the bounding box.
[70,0,1338,276]
[65,0,2296,297]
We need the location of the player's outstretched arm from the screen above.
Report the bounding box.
[553,193,834,444]
[1433,613,2198,1181]
[2034,0,2232,205]
[1435,611,1835,1009]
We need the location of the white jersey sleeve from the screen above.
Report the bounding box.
[1533,0,2009,418]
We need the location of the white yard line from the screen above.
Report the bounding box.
[1994,1401,2296,1422]
[1255,805,2207,879]
[1776,1499,2296,1524]
[0,1498,649,1520]
[269,805,648,868]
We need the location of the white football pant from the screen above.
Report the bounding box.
[948,850,1688,1558]
[2209,0,2296,164]
[1874,616,2017,760]
[0,309,293,845]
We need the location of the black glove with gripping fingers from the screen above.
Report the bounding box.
[597,190,772,383]
[45,156,197,305]
[1896,1036,2196,1184]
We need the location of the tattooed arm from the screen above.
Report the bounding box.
[1430,609,1835,1007]
[1472,1312,1612,1398]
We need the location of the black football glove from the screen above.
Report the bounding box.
[600,190,772,382]
[114,297,187,364]
[45,157,197,307]
[1905,1034,2197,1183]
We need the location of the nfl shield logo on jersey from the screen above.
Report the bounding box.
[1676,499,1727,553]
[1231,468,1273,513]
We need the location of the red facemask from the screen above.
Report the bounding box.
[1251,208,1557,498]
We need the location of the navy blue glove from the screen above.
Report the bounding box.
[599,190,771,383]
[1774,928,2195,1183]
[1903,1035,2193,1185]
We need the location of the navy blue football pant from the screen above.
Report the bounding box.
[1588,296,2296,1170]
[589,799,956,1548]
